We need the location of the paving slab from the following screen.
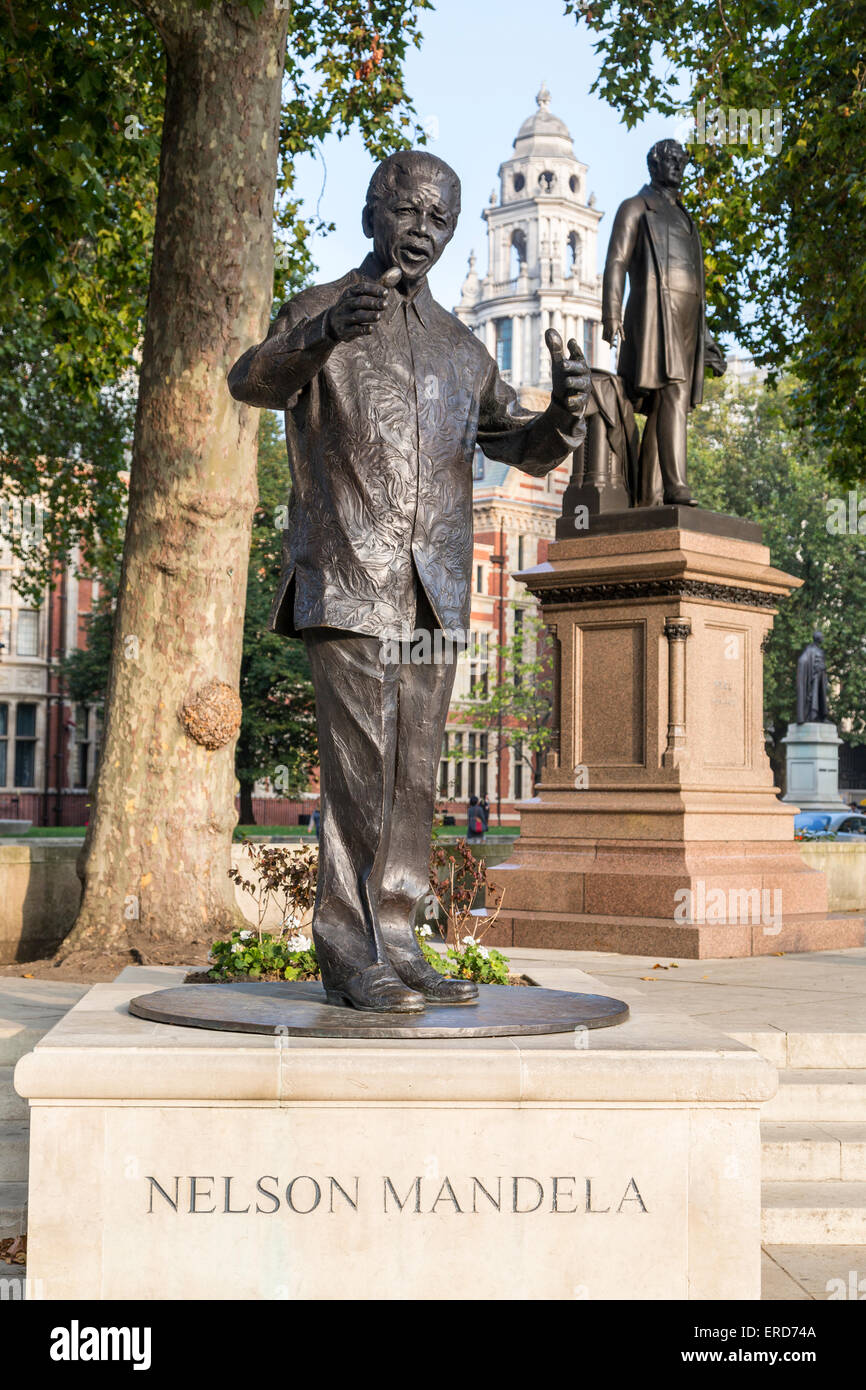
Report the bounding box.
[763,1244,866,1300]
[761,1248,813,1300]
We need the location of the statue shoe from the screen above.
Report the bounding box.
[663,486,698,506]
[386,947,479,1004]
[322,962,426,1013]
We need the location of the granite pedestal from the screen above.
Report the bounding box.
[488,514,863,958]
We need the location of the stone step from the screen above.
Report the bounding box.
[0,1181,27,1239]
[761,1070,866,1123]
[762,1123,866,1181]
[729,1029,866,1070]
[0,1066,28,1121]
[761,1182,866,1244]
[0,1122,28,1183]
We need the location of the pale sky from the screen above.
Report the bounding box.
[290,0,691,319]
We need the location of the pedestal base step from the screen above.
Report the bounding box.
[761,1182,866,1244]
[486,910,863,959]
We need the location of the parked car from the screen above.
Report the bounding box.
[794,811,866,840]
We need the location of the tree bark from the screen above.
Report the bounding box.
[63,2,288,955]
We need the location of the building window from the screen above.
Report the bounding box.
[513,608,524,687]
[512,172,525,193]
[0,609,9,658]
[438,734,449,796]
[479,734,489,797]
[16,610,38,657]
[513,740,524,801]
[453,732,463,799]
[469,631,489,698]
[509,228,527,279]
[0,704,7,787]
[14,703,37,787]
[517,535,525,571]
[495,318,513,374]
[569,174,580,196]
[567,230,582,276]
[538,170,555,193]
[75,704,90,789]
[584,319,595,364]
[475,564,484,593]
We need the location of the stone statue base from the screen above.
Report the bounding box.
[15,964,772,1299]
[781,722,848,812]
[487,516,862,958]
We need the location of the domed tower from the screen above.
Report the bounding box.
[455,83,603,392]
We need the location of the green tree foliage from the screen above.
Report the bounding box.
[236,413,317,821]
[688,374,866,771]
[567,0,866,484]
[0,0,431,593]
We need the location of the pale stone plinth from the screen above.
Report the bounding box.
[490,522,862,957]
[782,722,848,812]
[14,967,776,1301]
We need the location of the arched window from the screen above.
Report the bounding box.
[509,228,527,280]
[567,230,582,278]
[538,170,555,193]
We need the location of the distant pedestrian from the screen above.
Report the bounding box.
[480,794,490,830]
[311,807,321,838]
[466,795,485,843]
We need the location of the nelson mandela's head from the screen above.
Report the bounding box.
[362,151,461,285]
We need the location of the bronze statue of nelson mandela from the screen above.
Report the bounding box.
[229,150,590,1012]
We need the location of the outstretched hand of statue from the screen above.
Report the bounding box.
[545,329,591,418]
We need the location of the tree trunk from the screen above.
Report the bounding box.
[238,778,256,827]
[63,2,288,956]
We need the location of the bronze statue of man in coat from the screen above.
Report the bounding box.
[602,139,726,507]
[229,150,590,1012]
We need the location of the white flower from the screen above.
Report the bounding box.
[416,923,433,938]
[478,946,490,960]
[239,930,252,941]
[231,942,243,954]
[288,933,312,953]
[461,935,477,947]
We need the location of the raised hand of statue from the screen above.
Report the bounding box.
[545,329,591,418]
[602,318,625,347]
[326,266,402,342]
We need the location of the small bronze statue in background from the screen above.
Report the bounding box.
[229,151,590,1012]
[602,139,726,508]
[796,631,830,725]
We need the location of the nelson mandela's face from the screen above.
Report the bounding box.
[366,169,458,286]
